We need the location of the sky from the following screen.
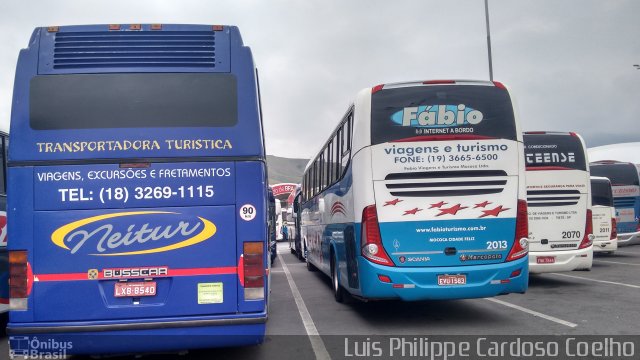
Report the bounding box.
[0,0,638,159]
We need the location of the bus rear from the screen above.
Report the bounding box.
[524,132,593,273]
[590,161,640,246]
[361,80,529,300]
[590,176,617,253]
[7,24,268,355]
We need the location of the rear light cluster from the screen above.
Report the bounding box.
[611,218,617,240]
[579,209,595,249]
[9,251,29,310]
[506,200,529,262]
[242,242,265,300]
[361,205,394,266]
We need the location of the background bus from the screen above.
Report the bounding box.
[0,131,8,314]
[590,161,640,246]
[524,131,593,273]
[301,80,529,303]
[7,24,268,355]
[590,176,617,253]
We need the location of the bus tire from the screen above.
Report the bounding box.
[331,252,345,303]
[306,257,317,272]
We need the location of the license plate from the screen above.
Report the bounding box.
[536,256,556,264]
[114,282,157,297]
[437,274,466,286]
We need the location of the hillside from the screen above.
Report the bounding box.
[266,155,308,185]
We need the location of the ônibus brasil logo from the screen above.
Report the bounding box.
[51,211,216,256]
[392,104,484,128]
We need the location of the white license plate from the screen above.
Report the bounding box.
[114,282,157,297]
[437,274,466,286]
[536,256,556,264]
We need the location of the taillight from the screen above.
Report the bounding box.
[579,209,594,249]
[506,200,529,262]
[243,242,264,300]
[611,218,617,240]
[372,84,384,94]
[361,205,394,266]
[9,250,29,310]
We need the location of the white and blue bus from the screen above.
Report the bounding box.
[7,24,269,355]
[590,161,640,246]
[524,132,594,273]
[300,80,529,302]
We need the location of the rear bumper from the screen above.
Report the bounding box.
[529,247,593,273]
[355,256,529,301]
[8,313,266,355]
[617,231,640,246]
[593,238,618,253]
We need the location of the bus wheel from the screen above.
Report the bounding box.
[306,256,316,272]
[331,253,345,303]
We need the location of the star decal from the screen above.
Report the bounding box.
[436,204,468,216]
[384,198,403,206]
[403,207,423,216]
[429,201,447,209]
[474,201,491,208]
[479,205,510,218]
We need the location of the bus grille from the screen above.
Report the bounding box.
[53,31,216,69]
[527,190,580,207]
[614,197,637,208]
[384,170,507,197]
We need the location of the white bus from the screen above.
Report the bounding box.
[300,80,529,302]
[524,132,594,273]
[590,176,617,253]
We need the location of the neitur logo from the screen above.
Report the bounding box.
[392,104,483,128]
[51,211,216,256]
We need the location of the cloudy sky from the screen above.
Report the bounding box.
[0,0,638,159]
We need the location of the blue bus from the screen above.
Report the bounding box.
[0,131,8,314]
[590,161,640,246]
[301,80,529,302]
[7,24,268,356]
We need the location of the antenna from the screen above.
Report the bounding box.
[485,0,494,81]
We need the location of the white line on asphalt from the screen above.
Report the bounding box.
[484,298,578,328]
[593,259,640,266]
[279,255,331,360]
[550,273,640,289]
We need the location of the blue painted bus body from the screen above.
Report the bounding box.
[7,25,268,355]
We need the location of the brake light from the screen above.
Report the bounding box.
[506,200,529,261]
[493,81,506,89]
[372,84,385,94]
[579,209,594,249]
[361,205,394,266]
[611,218,617,240]
[243,242,264,300]
[422,80,455,85]
[9,251,29,310]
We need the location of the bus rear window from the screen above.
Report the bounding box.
[523,134,587,171]
[591,179,614,207]
[30,73,237,130]
[371,85,517,145]
[590,164,640,186]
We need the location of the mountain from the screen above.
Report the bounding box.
[266,155,308,185]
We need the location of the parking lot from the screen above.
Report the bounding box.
[2,243,639,359]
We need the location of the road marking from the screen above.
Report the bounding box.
[485,298,577,328]
[551,273,640,289]
[594,259,640,266]
[279,255,331,360]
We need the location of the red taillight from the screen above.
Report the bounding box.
[243,242,265,300]
[361,205,394,266]
[10,251,29,310]
[506,200,529,262]
[493,81,506,89]
[611,218,617,240]
[372,84,385,94]
[579,209,594,249]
